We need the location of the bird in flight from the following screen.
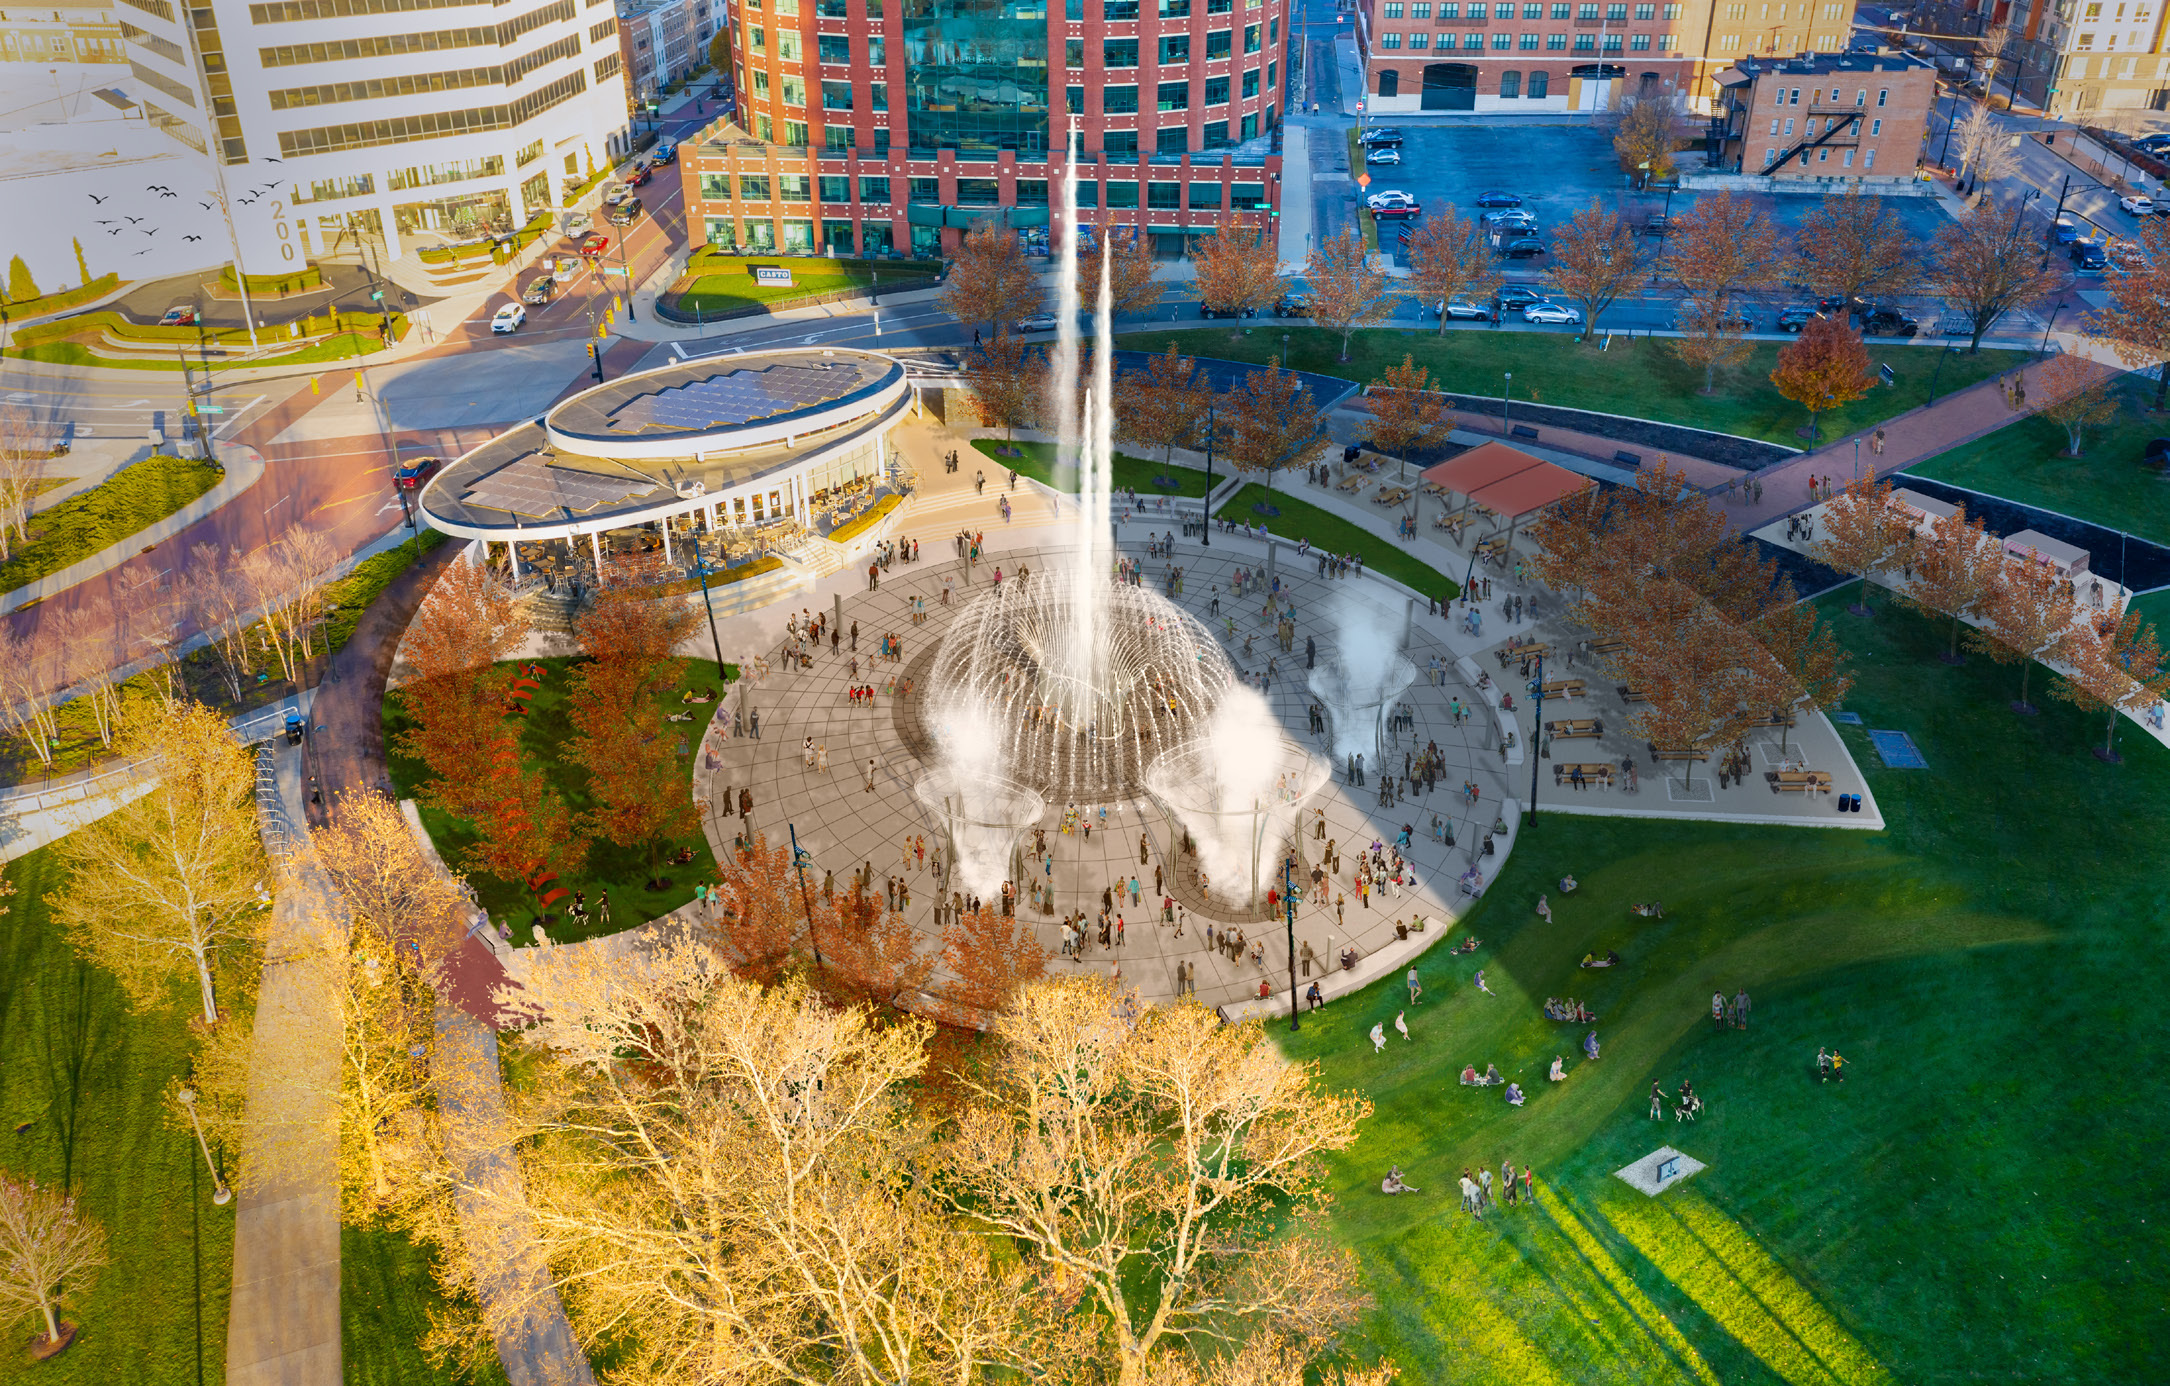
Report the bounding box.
[200,201,215,210]
[185,234,203,242]
[88,193,108,203]
[125,216,143,224]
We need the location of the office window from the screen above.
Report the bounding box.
[860,175,890,201]
[1577,1,1596,13]
[778,32,800,59]
[1186,180,1221,207]
[1148,180,1180,207]
[756,113,773,140]
[1204,118,1230,144]
[740,173,771,199]
[1382,30,1402,44]
[1106,38,1137,65]
[823,79,853,108]
[1550,1,1567,12]
[1106,85,1139,110]
[781,76,806,106]
[818,33,850,61]
[1105,0,1138,14]
[1161,0,1191,11]
[869,35,885,61]
[1493,30,1511,45]
[1520,30,1539,45]
[1105,130,1138,154]
[749,24,764,49]
[1206,74,1230,103]
[871,83,888,108]
[1546,31,1565,46]
[1066,37,1084,64]
[1410,30,1429,44]
[1244,21,1260,50]
[1243,66,1258,95]
[778,174,810,201]
[1629,31,1649,46]
[909,175,939,199]
[1161,33,1190,60]
[1500,69,1520,95]
[1076,180,1098,206]
[1016,178,1049,204]
[1494,1,1511,12]
[1230,180,1264,208]
[819,174,851,201]
[1441,1,1458,12]
[1158,80,1190,108]
[754,68,771,95]
[1067,84,1083,112]
[1209,0,1232,11]
[954,177,997,204]
[1523,1,1539,11]
[1208,27,1231,55]
[1106,179,1139,207]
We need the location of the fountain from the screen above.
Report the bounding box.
[1308,586,1418,767]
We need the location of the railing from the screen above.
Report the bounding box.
[254,743,297,863]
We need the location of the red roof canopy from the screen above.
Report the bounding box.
[1420,442,1592,520]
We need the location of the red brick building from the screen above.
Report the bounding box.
[1710,51,1936,178]
[682,0,1286,258]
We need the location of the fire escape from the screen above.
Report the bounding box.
[1773,105,1866,168]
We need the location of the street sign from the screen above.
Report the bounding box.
[1357,173,1371,188]
[200,405,225,414]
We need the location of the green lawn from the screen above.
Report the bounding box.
[969,437,1216,498]
[1,454,220,595]
[6,328,401,372]
[1276,597,2170,1382]
[0,847,235,1383]
[1217,482,1460,604]
[1910,371,2170,547]
[669,255,937,316]
[343,1221,508,1386]
[1115,328,2028,447]
[383,655,724,944]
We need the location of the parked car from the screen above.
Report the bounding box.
[580,232,612,256]
[159,304,198,326]
[1200,302,1261,318]
[522,276,558,305]
[1482,209,1537,230]
[562,210,591,234]
[1499,236,1546,259]
[652,141,678,164]
[1366,189,1418,211]
[1677,304,1758,333]
[1365,147,1403,166]
[1274,294,1311,317]
[2071,238,2109,270]
[393,457,442,490]
[609,198,643,226]
[1015,310,1060,331]
[1442,296,1493,320]
[1359,127,1404,146]
[491,303,527,334]
[1775,306,1826,332]
[1473,190,1522,207]
[1495,284,1548,313]
[626,164,653,187]
[603,185,632,206]
[1523,302,1583,325]
[1860,305,1919,337]
[2121,194,2157,215]
[2109,241,2151,272]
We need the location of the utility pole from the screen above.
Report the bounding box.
[1283,853,1300,1031]
[1200,402,1215,547]
[1525,650,1542,826]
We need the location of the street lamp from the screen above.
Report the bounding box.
[1525,650,1543,827]
[689,550,732,679]
[1501,371,1513,435]
[787,823,826,968]
[1283,854,1301,1032]
[175,1089,233,1206]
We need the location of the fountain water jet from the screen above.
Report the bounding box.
[1308,586,1417,766]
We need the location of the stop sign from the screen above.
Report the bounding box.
[1357,173,1371,188]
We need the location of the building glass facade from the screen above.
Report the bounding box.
[901,0,1051,154]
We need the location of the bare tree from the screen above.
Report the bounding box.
[56,600,126,749]
[313,789,473,968]
[0,622,65,767]
[1952,100,2019,194]
[0,1174,108,1354]
[1929,202,2067,352]
[185,542,260,702]
[242,526,336,685]
[0,400,50,562]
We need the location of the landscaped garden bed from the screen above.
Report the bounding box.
[1,454,222,595]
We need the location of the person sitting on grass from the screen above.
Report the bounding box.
[1381,1165,1420,1194]
[1506,1082,1525,1107]
[1559,874,1579,893]
[1581,950,1619,968]
[1482,1063,1503,1086]
[1459,1064,1481,1086]
[1548,1056,1567,1081]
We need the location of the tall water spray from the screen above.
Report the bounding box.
[1055,116,1117,719]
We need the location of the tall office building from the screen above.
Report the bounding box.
[116,0,631,269]
[684,0,1287,259]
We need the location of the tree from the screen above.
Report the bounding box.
[1610,79,1683,184]
[183,542,261,703]
[1811,468,1915,615]
[7,255,39,303]
[1950,100,2019,193]
[1364,356,1455,470]
[1545,200,1644,340]
[939,902,1048,1020]
[0,400,50,561]
[0,1175,108,1353]
[331,930,440,1211]
[2091,215,2170,408]
[567,590,703,884]
[55,600,125,749]
[458,733,587,894]
[941,224,1040,341]
[1079,234,1163,319]
[1769,313,1875,439]
[1794,187,1921,308]
[942,975,1373,1386]
[1975,25,2014,111]
[1666,191,1790,392]
[52,701,266,1025]
[969,330,1038,445]
[73,236,91,290]
[2053,606,2170,761]
[1900,502,2005,662]
[2032,349,2121,456]
[1613,581,1768,787]
[241,526,337,685]
[1191,227,1282,323]
[0,623,63,768]
[1929,201,2066,352]
[1304,228,1390,361]
[702,833,816,981]
[1403,206,1501,333]
[1966,558,2078,713]
[826,890,934,1008]
[313,790,472,968]
[707,27,731,75]
[1224,357,1327,491]
[1750,593,1852,753]
[1114,344,1212,466]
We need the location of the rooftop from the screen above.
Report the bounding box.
[1716,50,1935,82]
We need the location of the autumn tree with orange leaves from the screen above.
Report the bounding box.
[1192,226,1283,325]
[1403,207,1501,331]
[2091,214,2170,409]
[2032,349,2121,456]
[943,224,1041,342]
[1900,502,2006,663]
[1114,344,1212,466]
[2053,605,2170,761]
[1305,228,1391,361]
[1077,234,1162,319]
[1365,356,1455,472]
[1225,357,1328,491]
[1930,202,2067,353]
[940,903,1048,1021]
[1771,313,1876,441]
[1666,192,1790,393]
[1966,558,2079,714]
[1794,187,1921,308]
[565,587,702,885]
[1544,200,1644,340]
[1811,469,1916,615]
[970,331,1039,445]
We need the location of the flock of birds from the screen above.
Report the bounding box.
[84,171,285,255]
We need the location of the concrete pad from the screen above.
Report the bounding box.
[1615,1145,1707,1197]
[267,337,596,441]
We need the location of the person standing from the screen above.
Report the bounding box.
[1817,1047,1831,1081]
[1734,988,1751,1030]
[1521,1165,1536,1205]
[1501,1158,1517,1206]
[1459,1171,1479,1215]
[1650,1081,1666,1120]
[1712,990,1727,1029]
[1394,1009,1411,1042]
[1406,965,1422,1004]
[1478,1165,1494,1208]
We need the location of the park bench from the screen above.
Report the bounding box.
[1496,640,1551,667]
[1767,769,1833,794]
[1375,485,1411,506]
[1615,683,1649,703]
[1647,741,1711,763]
[1337,474,1367,492]
[1511,424,1541,441]
[1614,450,1643,467]
[1745,712,1798,730]
[1554,762,1614,788]
[1545,718,1604,740]
[1592,638,1630,656]
[1540,678,1587,699]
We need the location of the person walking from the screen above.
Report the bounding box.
[1394,1009,1411,1042]
[865,758,878,792]
[1734,988,1751,1030]
[1711,990,1727,1029]
[1536,892,1553,924]
[1650,1081,1666,1120]
[1370,1021,1387,1053]
[1406,965,1422,1004]
[1817,1047,1832,1081]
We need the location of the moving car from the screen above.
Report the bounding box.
[2121,194,2156,215]
[1359,127,1404,146]
[522,275,558,305]
[2071,238,2109,271]
[1859,305,1919,337]
[159,305,198,326]
[652,141,678,164]
[393,457,441,490]
[1366,147,1403,166]
[1775,306,1827,332]
[580,232,612,256]
[1523,302,1583,325]
[609,198,643,226]
[1473,190,1522,207]
[1015,310,1060,332]
[491,303,527,334]
[626,163,653,187]
[1495,284,1548,312]
[562,210,591,234]
[1499,236,1546,259]
[2051,217,2083,244]
[1442,296,1493,321]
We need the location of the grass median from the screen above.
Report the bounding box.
[1116,327,2028,447]
[1216,481,1460,602]
[668,255,938,317]
[970,438,1216,498]
[0,454,221,595]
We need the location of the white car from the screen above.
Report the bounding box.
[1366,148,1403,166]
[491,303,527,334]
[1366,190,1417,211]
[2122,194,2157,215]
[603,185,632,206]
[1523,302,1583,325]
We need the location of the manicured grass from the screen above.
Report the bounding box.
[1275,597,2170,1382]
[1115,328,2029,447]
[829,493,902,544]
[669,255,937,316]
[1911,371,2170,547]
[383,655,724,944]
[0,454,220,594]
[343,1221,508,1386]
[0,847,235,1383]
[6,327,402,371]
[1217,482,1460,603]
[970,437,1216,498]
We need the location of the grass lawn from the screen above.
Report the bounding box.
[969,437,1216,498]
[6,328,401,372]
[1218,482,1460,603]
[1,454,220,594]
[669,255,937,316]
[1275,597,2170,1382]
[383,655,724,944]
[0,847,235,1383]
[343,1221,508,1386]
[1114,328,2028,448]
[1910,371,2170,547]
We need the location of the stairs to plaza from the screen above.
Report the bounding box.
[523,589,580,635]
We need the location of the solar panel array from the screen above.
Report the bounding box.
[460,456,662,519]
[606,363,860,434]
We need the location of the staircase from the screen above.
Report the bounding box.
[523,589,580,634]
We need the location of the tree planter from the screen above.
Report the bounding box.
[1847,604,1874,618]
[28,1322,79,1360]
[2011,701,2039,716]
[2092,746,2124,763]
[1937,652,1967,666]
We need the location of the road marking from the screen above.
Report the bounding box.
[125,398,148,407]
[670,341,688,360]
[264,495,289,516]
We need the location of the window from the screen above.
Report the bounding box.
[1160,34,1190,61]
[1105,0,1138,14]
[1870,117,1880,134]
[1629,31,1649,46]
[741,173,771,199]
[1876,87,1888,105]
[1189,180,1222,206]
[1067,84,1083,112]
[1523,1,1539,11]
[1789,87,1801,103]
[1549,1,1566,13]
[1384,0,1402,12]
[1842,148,1854,166]
[1864,148,1875,168]
[1495,2,1513,13]
[1817,147,1828,161]
[1076,180,1098,206]
[909,175,939,199]
[1606,1,1625,16]
[1633,1,1651,14]
[1204,118,1230,144]
[869,36,885,62]
[860,175,890,201]
[820,174,850,201]
[1546,32,1565,46]
[1244,22,1260,50]
[1148,181,1180,207]
[1105,38,1138,65]
[1158,80,1190,108]
[1208,0,1231,11]
[778,174,810,201]
[704,217,737,249]
[1410,30,1429,44]
[1783,117,1793,133]
[1500,69,1521,95]
[1764,146,1776,164]
[1493,30,1511,45]
[1382,30,1402,44]
[1066,37,1084,64]
[1662,1,1678,13]
[1768,118,1778,134]
[1572,31,1593,47]
[1520,31,1539,46]
[1106,84,1139,111]
[822,79,853,107]
[1208,27,1231,56]
[754,69,771,95]
[1106,180,1139,207]
[1206,74,1230,103]
[1106,130,1138,154]
[749,24,765,49]
[1160,0,1189,12]
[1576,2,1596,15]
[1854,87,1865,104]
[1230,181,1264,208]
[871,83,888,109]
[818,33,850,61]
[1656,33,1674,47]
[1600,30,1620,46]
[778,32,800,60]
[781,76,806,106]
[1442,1,1459,12]
[1415,0,1433,12]
[1528,69,1548,95]
[1243,66,1259,95]
[957,177,999,203]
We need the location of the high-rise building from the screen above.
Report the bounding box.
[684,0,1287,259]
[3,3,124,64]
[1354,0,1856,114]
[115,0,632,269]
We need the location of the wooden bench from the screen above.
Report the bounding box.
[1375,486,1410,506]
[1592,638,1629,656]
[1541,678,1587,699]
[1337,474,1366,492]
[1616,684,1649,703]
[1545,718,1603,739]
[1767,769,1833,794]
[1614,450,1643,467]
[1496,641,1552,667]
[1510,424,1540,441]
[1745,712,1798,730]
[1647,742,1712,763]
[1554,761,1614,788]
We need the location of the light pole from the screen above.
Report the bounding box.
[788,823,826,968]
[1200,402,1215,547]
[690,552,731,678]
[1283,853,1301,1031]
[1501,371,1513,436]
[176,1089,232,1205]
[1525,650,1542,826]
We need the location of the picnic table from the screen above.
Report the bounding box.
[1337,474,1367,492]
[1540,678,1587,699]
[1745,712,1798,729]
[1615,684,1649,703]
[1545,717,1603,740]
[1496,641,1552,667]
[1553,761,1614,788]
[1592,638,1630,656]
[1374,485,1411,506]
[1647,741,1711,763]
[1766,769,1833,794]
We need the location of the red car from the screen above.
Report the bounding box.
[579,233,611,256]
[625,164,652,187]
[393,457,441,490]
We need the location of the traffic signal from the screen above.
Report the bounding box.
[369,288,385,302]
[309,376,319,394]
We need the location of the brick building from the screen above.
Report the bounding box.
[682,0,1286,258]
[1356,0,1858,114]
[619,0,715,105]
[1710,50,1934,177]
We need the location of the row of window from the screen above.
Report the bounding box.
[1766,85,1892,106]
[274,70,585,157]
[1764,145,1878,167]
[1385,0,1680,16]
[1100,0,1263,17]
[258,28,497,67]
[1768,115,1882,135]
[1090,71,1262,109]
[1381,30,1674,47]
[1713,33,1846,52]
[726,109,1263,156]
[1379,67,1549,95]
[262,33,582,108]
[702,177,1268,209]
[1715,2,1845,18]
